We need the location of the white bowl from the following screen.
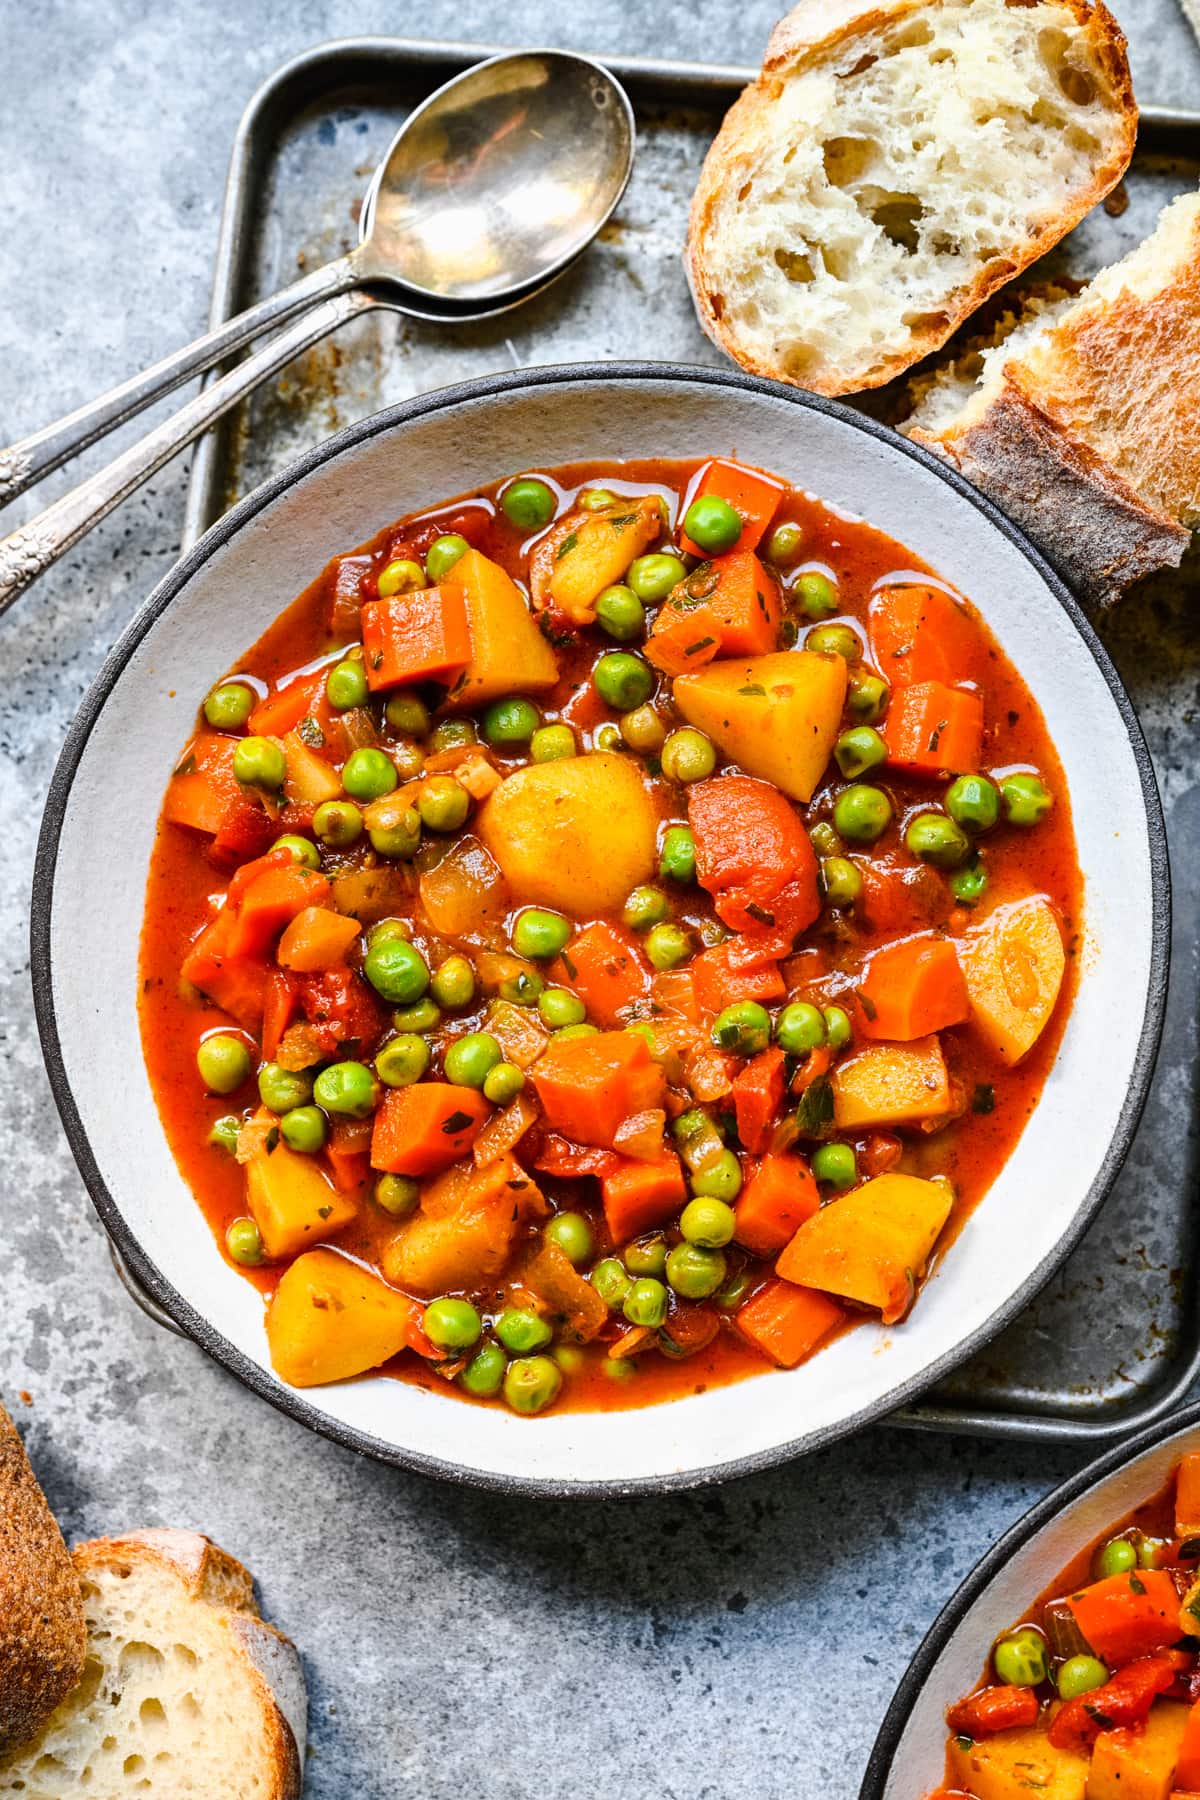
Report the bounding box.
[863,1399,1200,1799]
[32,364,1168,1495]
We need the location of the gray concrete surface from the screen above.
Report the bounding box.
[2,3,1199,1795]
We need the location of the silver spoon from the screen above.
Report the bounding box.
[0,49,634,506]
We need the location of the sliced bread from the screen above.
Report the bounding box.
[0,1529,307,1798]
[686,0,1136,395]
[905,188,1200,603]
[0,1403,86,1754]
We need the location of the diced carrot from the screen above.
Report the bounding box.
[947,1686,1040,1739]
[735,1278,843,1368]
[1176,1699,1200,1791]
[532,1032,666,1150]
[691,939,786,1014]
[1065,1571,1181,1669]
[680,459,785,554]
[857,935,970,1041]
[361,586,472,691]
[227,844,296,906]
[734,1153,819,1254]
[884,680,983,777]
[1178,1456,1200,1539]
[601,1151,687,1242]
[649,552,781,666]
[262,968,300,1060]
[180,909,270,1030]
[867,583,979,689]
[370,1083,491,1176]
[164,733,276,860]
[644,603,724,676]
[651,966,700,1023]
[326,1117,373,1193]
[731,1049,787,1154]
[688,775,819,945]
[227,864,332,959]
[277,905,361,973]
[551,920,652,1027]
[248,672,320,738]
[533,1136,619,1180]
[858,863,952,935]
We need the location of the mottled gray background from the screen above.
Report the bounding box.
[2,3,1199,1796]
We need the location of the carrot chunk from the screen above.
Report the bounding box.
[884,680,983,777]
[277,905,361,973]
[867,583,979,689]
[551,920,652,1027]
[532,1032,665,1150]
[688,775,818,945]
[680,458,784,554]
[1065,1570,1181,1668]
[857,935,970,1041]
[946,1686,1040,1739]
[691,939,786,1015]
[649,551,781,667]
[734,1153,819,1254]
[601,1151,687,1241]
[262,968,300,1060]
[735,1278,842,1368]
[247,672,320,738]
[1175,1698,1200,1790]
[164,733,275,860]
[226,864,332,959]
[643,603,724,676]
[370,1083,491,1176]
[731,1048,787,1154]
[180,909,270,1030]
[361,585,472,691]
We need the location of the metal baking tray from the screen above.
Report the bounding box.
[148,35,1200,1443]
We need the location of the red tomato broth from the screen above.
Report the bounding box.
[138,457,1081,1416]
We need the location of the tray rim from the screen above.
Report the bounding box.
[175,33,1197,1447]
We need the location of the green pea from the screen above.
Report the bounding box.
[342,747,397,803]
[620,705,666,754]
[501,476,557,531]
[226,1218,264,1267]
[807,623,861,662]
[375,1173,420,1217]
[554,1344,584,1375]
[364,937,430,1005]
[646,923,692,970]
[993,1628,1048,1688]
[1096,1537,1138,1578]
[258,1062,313,1114]
[680,1197,736,1248]
[555,1023,600,1041]
[796,571,838,618]
[430,955,476,1010]
[370,919,411,946]
[623,886,669,932]
[482,1061,525,1105]
[203,681,255,730]
[313,1061,379,1119]
[196,1034,251,1095]
[594,584,646,642]
[847,669,890,723]
[776,1002,825,1054]
[592,722,622,752]
[951,859,988,906]
[483,696,540,745]
[834,726,887,779]
[503,1355,562,1414]
[444,1032,502,1088]
[809,820,841,859]
[539,987,586,1029]
[659,825,696,884]
[369,805,421,860]
[531,723,576,762]
[661,729,717,785]
[312,800,363,847]
[684,495,742,554]
[417,775,470,833]
[208,1114,242,1154]
[591,1257,633,1309]
[906,811,970,870]
[1002,772,1053,826]
[628,554,687,603]
[375,1034,431,1088]
[766,523,803,565]
[325,659,369,711]
[665,1242,727,1299]
[594,651,654,711]
[714,1269,753,1311]
[385,692,431,736]
[280,1105,327,1153]
[1056,1654,1109,1701]
[689,1148,743,1202]
[712,1002,771,1057]
[497,1307,553,1354]
[833,784,892,843]
[624,1235,668,1278]
[498,968,544,1006]
[623,1278,668,1328]
[946,773,1000,834]
[424,1297,483,1352]
[233,736,286,790]
[579,486,619,511]
[824,1005,852,1049]
[812,1143,857,1189]
[430,719,477,753]
[821,856,863,909]
[377,558,425,597]
[602,1355,638,1383]
[461,1341,507,1397]
[274,833,320,869]
[393,998,442,1033]
[512,908,571,960]
[544,1211,594,1266]
[425,534,470,581]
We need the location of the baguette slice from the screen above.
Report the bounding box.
[0,1404,86,1754]
[0,1530,307,1798]
[905,189,1200,603]
[686,0,1135,395]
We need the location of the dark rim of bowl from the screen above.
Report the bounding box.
[30,361,1171,1499]
[859,1394,1200,1799]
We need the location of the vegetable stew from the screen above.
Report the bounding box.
[139,457,1080,1416]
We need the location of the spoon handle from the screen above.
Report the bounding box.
[0,253,359,509]
[0,287,383,618]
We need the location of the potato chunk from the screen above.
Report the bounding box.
[831,1035,951,1130]
[946,1724,1089,1800]
[245,1140,357,1261]
[477,752,660,915]
[267,1248,415,1387]
[673,651,846,802]
[530,496,662,624]
[1088,1700,1189,1800]
[775,1172,953,1322]
[443,548,560,710]
[381,1154,546,1296]
[959,896,1066,1064]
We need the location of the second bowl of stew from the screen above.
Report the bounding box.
[34,364,1167,1492]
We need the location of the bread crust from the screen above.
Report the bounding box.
[686,0,1137,395]
[0,1404,85,1755]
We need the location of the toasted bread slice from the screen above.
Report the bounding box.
[906,189,1200,603]
[0,1530,307,1798]
[0,1403,86,1755]
[686,0,1135,395]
